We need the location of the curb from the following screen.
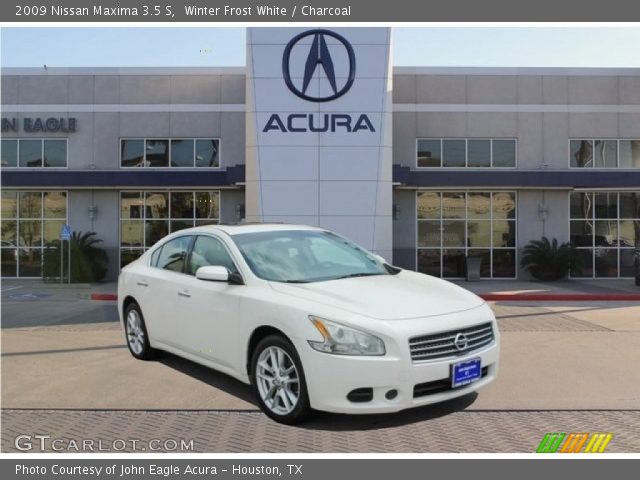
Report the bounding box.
[90,293,118,301]
[90,292,640,302]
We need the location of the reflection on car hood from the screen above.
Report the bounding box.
[269,270,484,320]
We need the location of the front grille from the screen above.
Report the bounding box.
[409,322,494,362]
[413,366,489,398]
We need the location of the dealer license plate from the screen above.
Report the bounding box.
[451,357,482,388]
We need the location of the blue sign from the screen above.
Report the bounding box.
[60,224,72,241]
[452,358,482,388]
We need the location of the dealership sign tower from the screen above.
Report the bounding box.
[246,28,393,260]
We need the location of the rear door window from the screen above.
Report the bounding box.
[156,236,192,273]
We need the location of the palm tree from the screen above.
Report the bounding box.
[520,237,579,281]
[43,231,108,282]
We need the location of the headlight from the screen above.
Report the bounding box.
[308,316,385,356]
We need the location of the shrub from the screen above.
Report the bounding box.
[43,231,109,283]
[520,237,578,281]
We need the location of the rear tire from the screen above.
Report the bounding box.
[124,302,158,360]
[251,335,311,424]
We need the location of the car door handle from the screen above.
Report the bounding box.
[177,290,191,298]
[136,281,149,287]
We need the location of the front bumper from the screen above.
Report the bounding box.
[295,313,500,414]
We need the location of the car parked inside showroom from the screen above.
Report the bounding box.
[118,224,500,423]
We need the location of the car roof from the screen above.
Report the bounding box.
[179,223,325,236]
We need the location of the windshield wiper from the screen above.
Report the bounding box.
[282,279,311,283]
[334,272,384,280]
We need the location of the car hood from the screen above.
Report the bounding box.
[269,270,485,320]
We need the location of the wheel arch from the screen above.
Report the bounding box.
[122,295,138,314]
[246,326,294,380]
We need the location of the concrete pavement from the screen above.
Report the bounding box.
[2,279,639,452]
[2,302,639,410]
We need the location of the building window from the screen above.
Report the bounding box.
[119,190,220,267]
[569,139,640,168]
[121,139,220,168]
[569,191,640,278]
[417,139,516,168]
[416,191,517,278]
[0,190,67,277]
[1,139,67,168]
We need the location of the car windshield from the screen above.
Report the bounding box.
[231,230,393,283]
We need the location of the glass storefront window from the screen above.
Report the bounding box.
[442,140,466,167]
[19,140,43,167]
[121,138,220,168]
[416,191,517,278]
[195,192,220,220]
[170,139,194,167]
[619,140,640,168]
[44,191,67,218]
[2,139,68,168]
[1,140,17,167]
[417,139,441,167]
[442,192,466,219]
[145,140,169,167]
[569,191,640,278]
[119,191,220,268]
[417,138,516,168]
[594,140,617,168]
[467,140,490,167]
[571,139,640,168]
[145,192,169,219]
[492,140,516,168]
[171,192,194,218]
[0,190,67,277]
[417,221,441,248]
[417,192,441,219]
[1,191,18,219]
[43,140,67,167]
[121,139,145,167]
[195,139,220,168]
[19,192,42,218]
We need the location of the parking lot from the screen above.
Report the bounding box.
[1,280,639,452]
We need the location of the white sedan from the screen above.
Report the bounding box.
[118,224,500,423]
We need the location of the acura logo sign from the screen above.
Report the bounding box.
[282,29,356,102]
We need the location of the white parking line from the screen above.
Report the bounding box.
[0,286,23,293]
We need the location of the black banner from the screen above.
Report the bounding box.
[3,0,640,22]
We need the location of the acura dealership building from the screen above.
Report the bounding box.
[1,27,639,281]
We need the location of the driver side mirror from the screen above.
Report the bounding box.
[195,265,244,285]
[195,265,229,282]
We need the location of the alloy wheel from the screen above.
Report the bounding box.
[126,309,145,355]
[255,346,300,415]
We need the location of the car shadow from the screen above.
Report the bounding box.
[300,393,479,431]
[158,352,259,407]
[158,350,478,430]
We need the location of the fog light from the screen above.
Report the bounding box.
[347,388,373,403]
[385,389,398,400]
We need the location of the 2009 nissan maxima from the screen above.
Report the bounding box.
[118,224,500,423]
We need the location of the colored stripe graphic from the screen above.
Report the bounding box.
[572,433,590,453]
[536,433,565,453]
[536,432,613,453]
[584,433,613,453]
[560,433,589,453]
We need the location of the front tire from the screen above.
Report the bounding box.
[251,335,311,424]
[124,302,158,360]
